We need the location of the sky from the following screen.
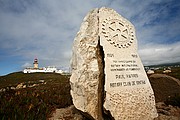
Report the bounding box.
[0,0,180,75]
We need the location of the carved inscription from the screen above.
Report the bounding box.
[105,53,148,90]
[102,19,134,48]
[110,60,140,71]
[99,7,157,119]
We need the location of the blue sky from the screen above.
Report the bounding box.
[0,0,180,75]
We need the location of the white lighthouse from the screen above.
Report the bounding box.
[23,58,63,74]
[33,58,38,69]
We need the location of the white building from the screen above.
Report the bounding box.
[23,58,63,74]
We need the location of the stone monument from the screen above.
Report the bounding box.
[70,8,103,120]
[70,7,158,120]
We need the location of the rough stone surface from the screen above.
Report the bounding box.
[155,102,180,120]
[70,8,103,120]
[70,7,158,120]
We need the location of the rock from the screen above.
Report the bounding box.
[70,8,103,120]
[23,85,26,88]
[70,7,158,120]
[48,105,84,120]
[10,87,16,90]
[39,80,45,83]
[0,88,6,92]
[2,88,6,92]
[154,114,179,120]
[16,83,24,89]
[156,102,180,120]
[29,84,38,88]
[156,102,167,109]
[99,7,157,120]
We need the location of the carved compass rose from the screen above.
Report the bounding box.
[102,19,134,48]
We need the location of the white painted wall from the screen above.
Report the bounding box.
[23,66,63,74]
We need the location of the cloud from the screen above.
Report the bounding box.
[0,0,83,68]
[139,42,180,65]
[22,62,32,68]
[0,0,180,75]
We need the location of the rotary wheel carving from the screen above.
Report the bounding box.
[102,19,134,48]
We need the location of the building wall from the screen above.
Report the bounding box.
[23,67,63,74]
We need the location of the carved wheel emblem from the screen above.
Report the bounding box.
[102,19,134,48]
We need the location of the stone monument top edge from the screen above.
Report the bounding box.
[98,7,138,50]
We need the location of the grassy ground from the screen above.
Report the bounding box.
[168,67,180,80]
[0,68,180,119]
[0,72,72,120]
[149,74,180,103]
[154,67,180,80]
[149,67,180,107]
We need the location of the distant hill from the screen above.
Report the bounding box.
[0,72,68,88]
[146,62,180,68]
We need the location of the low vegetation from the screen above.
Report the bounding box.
[149,74,180,102]
[168,67,180,80]
[0,72,72,120]
[165,94,180,107]
[0,67,180,119]
[154,67,180,80]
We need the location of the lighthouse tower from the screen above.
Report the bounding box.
[33,58,38,69]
